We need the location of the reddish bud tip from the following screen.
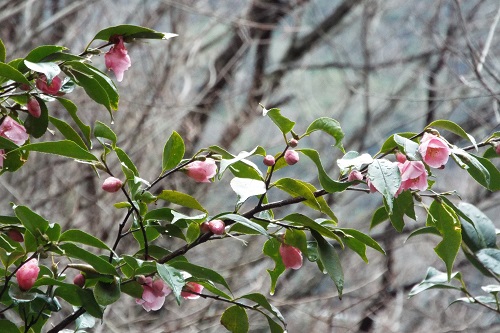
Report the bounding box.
[27,97,41,118]
[495,144,500,155]
[208,220,225,235]
[289,139,298,148]
[200,222,210,233]
[73,273,86,288]
[102,177,123,193]
[284,150,299,165]
[396,152,407,164]
[263,155,275,166]
[7,229,24,242]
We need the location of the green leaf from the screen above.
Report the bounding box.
[406,226,441,241]
[304,117,344,152]
[120,280,143,299]
[393,134,419,160]
[457,202,496,252]
[311,230,344,298]
[453,149,491,189]
[77,288,104,318]
[157,190,208,214]
[64,67,112,114]
[162,131,185,171]
[60,243,117,276]
[218,146,265,179]
[0,215,21,225]
[230,177,266,204]
[464,153,500,191]
[208,145,262,180]
[24,96,49,138]
[426,201,462,279]
[298,148,351,193]
[367,159,401,213]
[90,24,175,43]
[426,120,477,149]
[376,132,417,156]
[49,116,87,149]
[387,190,415,232]
[170,261,232,292]
[0,62,30,84]
[156,263,185,305]
[93,278,120,306]
[263,238,285,295]
[337,228,385,255]
[221,305,249,333]
[336,151,373,173]
[14,140,98,161]
[219,213,269,237]
[60,229,112,251]
[239,293,285,324]
[408,267,461,297]
[275,178,321,211]
[284,229,308,257]
[476,248,500,275]
[23,45,67,66]
[283,213,342,244]
[0,319,20,333]
[264,108,295,134]
[115,147,139,176]
[14,205,49,238]
[0,38,5,63]
[56,97,91,145]
[94,121,117,146]
[370,206,389,229]
[185,222,200,244]
[24,60,60,81]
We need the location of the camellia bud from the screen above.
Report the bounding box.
[395,152,407,164]
[200,222,210,233]
[495,143,500,155]
[27,97,41,118]
[279,244,303,270]
[7,229,24,242]
[16,258,40,291]
[102,177,123,193]
[36,75,62,95]
[73,273,86,288]
[347,170,363,182]
[284,150,299,165]
[208,219,225,235]
[289,138,298,148]
[263,155,275,166]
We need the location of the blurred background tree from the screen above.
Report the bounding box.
[1,0,500,331]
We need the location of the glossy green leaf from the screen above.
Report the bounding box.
[264,108,295,134]
[46,223,61,242]
[49,116,87,149]
[115,147,139,176]
[311,230,344,298]
[0,38,5,63]
[465,153,500,191]
[24,60,60,81]
[337,151,373,173]
[14,140,98,161]
[265,314,285,333]
[337,228,385,255]
[219,213,269,237]
[170,261,232,292]
[408,267,461,297]
[387,190,415,232]
[284,229,308,257]
[93,278,120,306]
[304,117,344,151]
[56,97,91,145]
[162,131,185,171]
[24,96,49,138]
[120,280,143,299]
[453,149,491,189]
[156,263,185,305]
[263,238,285,295]
[0,319,20,333]
[221,305,248,333]
[240,293,285,323]
[185,222,200,244]
[426,201,462,279]
[476,249,500,275]
[301,181,337,221]
[90,24,175,43]
[0,215,20,225]
[60,243,117,276]
[426,120,477,149]
[376,132,417,156]
[0,62,30,84]
[208,145,262,180]
[406,226,440,241]
[94,121,117,146]
[218,146,265,178]
[394,134,420,160]
[76,288,103,318]
[283,213,342,244]
[157,190,208,213]
[457,202,496,253]
[65,68,112,113]
[367,159,401,213]
[23,45,67,66]
[14,205,49,238]
[230,177,266,204]
[275,178,321,211]
[60,229,112,251]
[299,149,351,193]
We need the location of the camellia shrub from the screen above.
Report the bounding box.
[0,25,499,333]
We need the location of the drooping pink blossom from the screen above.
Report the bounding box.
[418,133,451,168]
[105,35,131,82]
[348,170,363,182]
[27,97,41,118]
[0,116,28,146]
[181,281,204,300]
[36,75,62,95]
[16,258,40,291]
[185,158,217,183]
[102,177,123,193]
[136,277,171,312]
[284,149,299,165]
[397,160,428,193]
[279,244,303,270]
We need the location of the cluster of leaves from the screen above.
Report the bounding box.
[0,24,499,333]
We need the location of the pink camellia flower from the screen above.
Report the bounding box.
[36,75,62,95]
[27,97,41,118]
[102,177,123,193]
[0,116,28,146]
[136,277,171,312]
[16,258,40,291]
[105,35,131,82]
[397,160,428,193]
[284,149,299,165]
[208,219,225,235]
[181,281,204,300]
[418,133,451,168]
[348,170,363,182]
[279,244,303,270]
[185,158,217,183]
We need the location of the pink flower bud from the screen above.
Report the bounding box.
[7,229,24,242]
[105,35,131,82]
[73,273,86,288]
[181,281,204,300]
[284,150,299,165]
[0,116,28,146]
[418,133,451,168]
[289,139,298,148]
[102,177,123,193]
[263,155,275,166]
[36,75,62,95]
[208,220,225,235]
[185,158,217,183]
[16,258,40,291]
[27,97,41,118]
[495,144,500,155]
[200,222,210,233]
[279,244,303,270]
[395,152,407,164]
[347,170,363,182]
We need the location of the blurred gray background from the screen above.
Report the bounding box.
[1,0,500,332]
